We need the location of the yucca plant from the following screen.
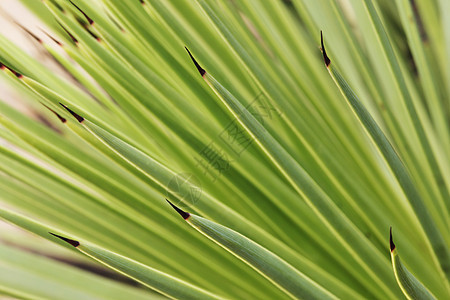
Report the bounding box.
[0,0,448,299]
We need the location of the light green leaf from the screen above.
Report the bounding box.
[320,32,450,285]
[0,242,158,300]
[0,0,448,298]
[56,104,363,299]
[166,200,337,300]
[390,228,437,300]
[50,233,221,300]
[184,47,396,298]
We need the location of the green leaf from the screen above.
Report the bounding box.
[166,200,337,300]
[0,242,157,300]
[50,232,220,300]
[320,32,450,284]
[184,47,396,299]
[57,104,364,298]
[390,228,437,300]
[1,0,449,298]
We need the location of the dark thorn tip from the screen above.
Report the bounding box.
[68,0,94,25]
[41,29,63,46]
[57,21,78,44]
[0,63,23,78]
[185,47,206,77]
[59,103,84,122]
[320,31,331,67]
[49,232,80,247]
[389,227,395,251]
[166,199,190,220]
[41,103,66,123]
[15,22,42,43]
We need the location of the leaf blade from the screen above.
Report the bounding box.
[167,201,337,300]
[321,32,450,285]
[50,233,221,300]
[390,229,437,300]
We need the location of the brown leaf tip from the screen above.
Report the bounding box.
[166,199,190,220]
[57,21,78,44]
[41,29,63,46]
[15,23,42,44]
[49,232,80,247]
[13,70,24,79]
[41,103,67,123]
[69,0,94,25]
[320,31,331,67]
[0,63,23,78]
[59,103,84,123]
[185,47,206,77]
[389,227,395,251]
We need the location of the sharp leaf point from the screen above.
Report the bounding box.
[49,232,80,247]
[185,47,206,77]
[41,103,66,123]
[59,103,84,123]
[320,31,331,67]
[68,0,94,25]
[390,227,395,251]
[166,199,190,220]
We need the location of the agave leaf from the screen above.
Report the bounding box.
[184,47,396,298]
[390,229,437,300]
[166,200,337,300]
[320,32,450,287]
[0,208,217,299]
[344,0,450,243]
[50,233,221,300]
[0,242,157,300]
[0,110,275,299]
[0,0,448,298]
[394,0,449,153]
[438,0,450,97]
[394,0,450,226]
[57,105,366,299]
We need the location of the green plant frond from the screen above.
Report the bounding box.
[0,241,158,300]
[166,200,341,300]
[0,0,448,298]
[48,232,222,300]
[390,228,438,300]
[320,31,450,288]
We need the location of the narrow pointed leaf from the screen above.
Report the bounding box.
[320,33,450,280]
[184,47,396,298]
[50,233,221,300]
[0,243,156,300]
[167,200,337,300]
[390,229,437,300]
[0,208,217,299]
[57,105,364,298]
